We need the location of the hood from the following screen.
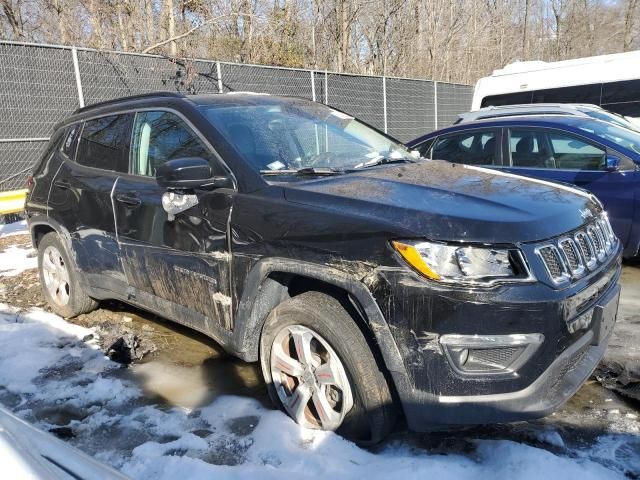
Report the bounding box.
[283,160,601,244]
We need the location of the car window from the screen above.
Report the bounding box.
[508,128,607,170]
[130,111,226,177]
[61,124,81,159]
[76,115,131,172]
[548,133,606,169]
[201,102,413,174]
[431,129,498,165]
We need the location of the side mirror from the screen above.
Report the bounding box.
[156,157,230,190]
[605,155,621,172]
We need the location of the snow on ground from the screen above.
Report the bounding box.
[0,303,634,480]
[0,220,37,276]
[0,244,37,276]
[0,219,28,237]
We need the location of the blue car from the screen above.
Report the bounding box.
[407,116,640,258]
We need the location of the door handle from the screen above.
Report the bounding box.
[53,179,71,190]
[115,193,142,207]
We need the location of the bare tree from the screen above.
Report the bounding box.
[0,0,637,83]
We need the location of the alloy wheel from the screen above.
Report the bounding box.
[42,245,71,306]
[270,324,354,431]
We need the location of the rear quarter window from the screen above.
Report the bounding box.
[61,124,81,159]
[76,114,131,172]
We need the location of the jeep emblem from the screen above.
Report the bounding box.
[579,209,593,220]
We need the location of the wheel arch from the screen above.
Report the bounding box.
[232,258,409,386]
[28,216,71,250]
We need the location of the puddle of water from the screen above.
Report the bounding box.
[131,357,267,411]
[108,308,269,411]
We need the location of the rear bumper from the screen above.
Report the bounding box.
[398,280,619,430]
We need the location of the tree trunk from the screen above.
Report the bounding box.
[623,0,639,51]
[164,0,177,56]
[1,0,23,38]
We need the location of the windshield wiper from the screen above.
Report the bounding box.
[260,167,344,176]
[352,155,416,170]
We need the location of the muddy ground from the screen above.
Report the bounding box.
[1,233,639,476]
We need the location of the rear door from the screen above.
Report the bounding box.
[501,127,638,245]
[48,114,132,294]
[113,109,236,333]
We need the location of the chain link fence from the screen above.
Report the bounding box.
[0,40,473,191]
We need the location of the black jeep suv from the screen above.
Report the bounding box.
[26,92,621,443]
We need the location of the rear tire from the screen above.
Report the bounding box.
[37,232,98,318]
[260,291,397,444]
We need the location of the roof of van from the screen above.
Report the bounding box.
[491,50,640,76]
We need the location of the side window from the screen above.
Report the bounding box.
[76,114,131,172]
[431,129,498,165]
[548,132,606,170]
[130,111,226,177]
[61,124,81,159]
[508,128,551,168]
[415,138,435,158]
[508,128,607,170]
[480,91,533,108]
[531,84,601,104]
[602,79,640,104]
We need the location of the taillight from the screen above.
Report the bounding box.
[26,175,34,190]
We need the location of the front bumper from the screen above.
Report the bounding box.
[402,282,618,428]
[371,249,621,430]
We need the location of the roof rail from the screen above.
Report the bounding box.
[73,91,187,115]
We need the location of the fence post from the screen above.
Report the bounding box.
[433,81,438,130]
[71,47,85,108]
[382,76,388,133]
[310,71,316,102]
[324,70,328,104]
[216,62,223,94]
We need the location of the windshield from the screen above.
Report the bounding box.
[568,117,640,155]
[201,100,413,176]
[580,108,640,132]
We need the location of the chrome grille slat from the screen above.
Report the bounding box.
[575,231,597,270]
[558,238,584,277]
[536,213,618,286]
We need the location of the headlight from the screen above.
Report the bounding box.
[391,240,531,285]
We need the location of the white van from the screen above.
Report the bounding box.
[472,50,640,126]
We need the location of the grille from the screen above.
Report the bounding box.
[558,239,582,274]
[536,214,617,285]
[596,220,612,253]
[588,226,604,258]
[468,347,521,367]
[575,232,595,266]
[538,246,566,279]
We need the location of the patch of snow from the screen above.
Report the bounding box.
[0,245,37,277]
[0,304,635,480]
[535,430,565,449]
[0,219,28,237]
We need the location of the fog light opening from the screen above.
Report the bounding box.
[450,347,469,368]
[440,333,544,375]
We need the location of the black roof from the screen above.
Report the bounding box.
[72,91,186,115]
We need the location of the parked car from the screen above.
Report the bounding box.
[0,406,128,479]
[455,103,639,131]
[408,115,640,258]
[26,93,621,444]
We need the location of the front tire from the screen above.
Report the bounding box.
[260,291,397,444]
[38,232,98,318]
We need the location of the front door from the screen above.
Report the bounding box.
[501,127,637,245]
[113,110,235,332]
